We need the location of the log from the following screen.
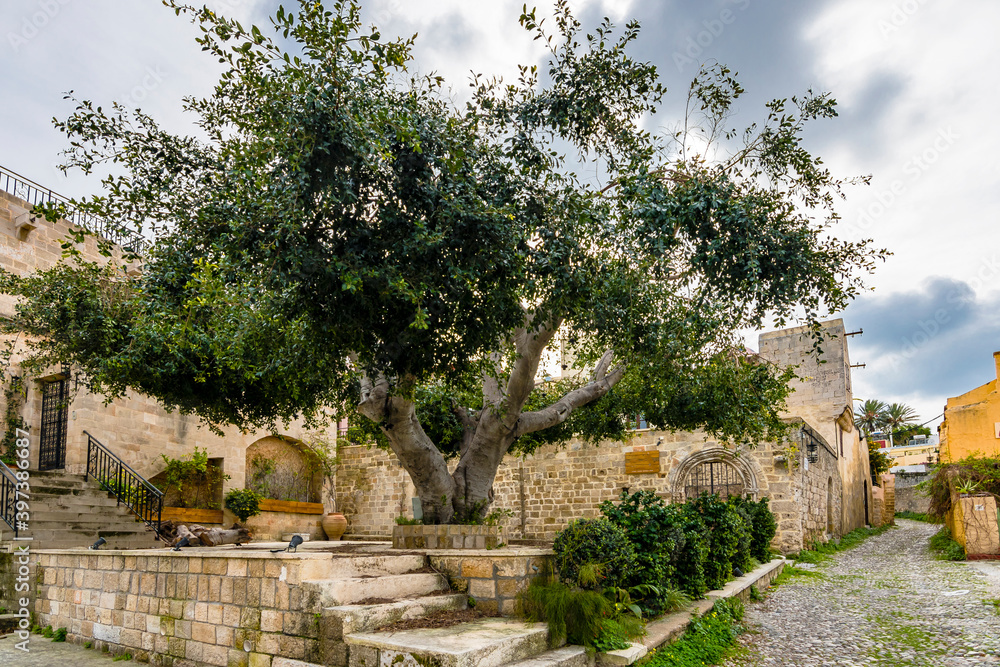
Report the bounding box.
[165,523,251,547]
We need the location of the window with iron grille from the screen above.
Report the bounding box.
[684,461,745,501]
[38,371,70,471]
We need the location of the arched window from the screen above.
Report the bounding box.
[684,460,745,501]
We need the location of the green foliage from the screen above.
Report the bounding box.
[53,627,67,642]
[597,490,778,604]
[158,447,229,509]
[516,578,645,650]
[112,653,133,662]
[394,516,422,525]
[84,641,93,649]
[868,439,893,478]
[926,454,1000,520]
[638,598,745,667]
[771,564,824,587]
[730,496,778,562]
[929,527,966,561]
[0,0,885,521]
[224,488,262,523]
[42,625,53,638]
[895,510,935,523]
[553,518,637,591]
[0,376,27,465]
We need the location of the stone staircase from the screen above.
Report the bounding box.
[300,553,587,667]
[0,470,161,549]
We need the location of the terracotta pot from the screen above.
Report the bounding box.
[322,513,348,540]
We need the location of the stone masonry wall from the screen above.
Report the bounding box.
[0,191,336,505]
[335,426,833,553]
[33,550,332,666]
[894,472,931,514]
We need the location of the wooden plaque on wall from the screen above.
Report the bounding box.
[625,450,660,474]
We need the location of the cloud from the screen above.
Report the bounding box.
[842,276,1000,410]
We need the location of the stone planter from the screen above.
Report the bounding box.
[322,513,349,540]
[393,524,507,550]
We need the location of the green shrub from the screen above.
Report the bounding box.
[158,447,230,509]
[224,488,262,523]
[731,496,777,562]
[726,500,754,574]
[553,518,637,590]
[42,625,53,638]
[53,627,67,642]
[689,494,743,591]
[516,578,644,649]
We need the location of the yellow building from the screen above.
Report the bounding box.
[886,437,938,470]
[938,351,1000,462]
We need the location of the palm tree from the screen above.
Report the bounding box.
[854,399,888,437]
[883,402,919,446]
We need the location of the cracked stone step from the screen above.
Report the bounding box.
[345,618,549,667]
[302,554,429,580]
[304,572,450,606]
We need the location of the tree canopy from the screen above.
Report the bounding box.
[1,1,886,522]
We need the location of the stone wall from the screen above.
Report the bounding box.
[427,551,553,615]
[336,423,839,553]
[33,550,333,666]
[0,191,336,506]
[894,472,931,514]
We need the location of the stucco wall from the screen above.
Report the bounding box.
[939,352,1000,462]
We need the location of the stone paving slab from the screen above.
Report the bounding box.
[722,520,1000,667]
[0,633,145,666]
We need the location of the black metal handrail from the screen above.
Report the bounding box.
[84,431,163,531]
[0,462,19,537]
[0,164,147,253]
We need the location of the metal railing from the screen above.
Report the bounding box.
[0,462,20,538]
[85,432,163,532]
[0,164,147,254]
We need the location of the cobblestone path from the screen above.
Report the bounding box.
[724,520,1000,667]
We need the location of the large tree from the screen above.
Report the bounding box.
[2,1,885,523]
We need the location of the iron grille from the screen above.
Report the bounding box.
[684,461,744,500]
[39,374,70,471]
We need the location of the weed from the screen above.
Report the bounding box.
[895,510,936,523]
[637,598,745,667]
[53,627,68,642]
[771,565,823,587]
[928,527,965,561]
[113,653,133,662]
[748,585,763,602]
[394,516,422,525]
[84,641,93,649]
[41,625,53,638]
[985,599,1000,616]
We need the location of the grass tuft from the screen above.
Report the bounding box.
[929,527,965,561]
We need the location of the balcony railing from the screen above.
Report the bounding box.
[0,164,147,254]
[85,432,163,532]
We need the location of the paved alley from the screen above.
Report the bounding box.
[725,520,1000,666]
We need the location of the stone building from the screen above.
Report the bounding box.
[336,319,875,554]
[938,350,1000,463]
[0,168,336,543]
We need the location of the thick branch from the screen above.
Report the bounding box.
[482,350,504,408]
[515,354,625,437]
[503,311,563,422]
[452,403,479,456]
[351,352,390,423]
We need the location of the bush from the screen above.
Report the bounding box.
[516,578,644,649]
[553,518,637,590]
[732,496,778,562]
[158,447,230,509]
[639,598,745,667]
[224,488,262,523]
[689,493,743,591]
[53,627,67,642]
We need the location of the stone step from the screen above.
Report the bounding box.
[304,573,449,606]
[323,593,469,640]
[345,618,549,667]
[505,646,589,667]
[303,554,428,580]
[29,495,126,509]
[25,527,160,550]
[25,477,91,489]
[27,510,144,524]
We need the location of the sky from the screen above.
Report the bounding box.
[2,0,998,431]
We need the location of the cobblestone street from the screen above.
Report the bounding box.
[725,520,1000,667]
